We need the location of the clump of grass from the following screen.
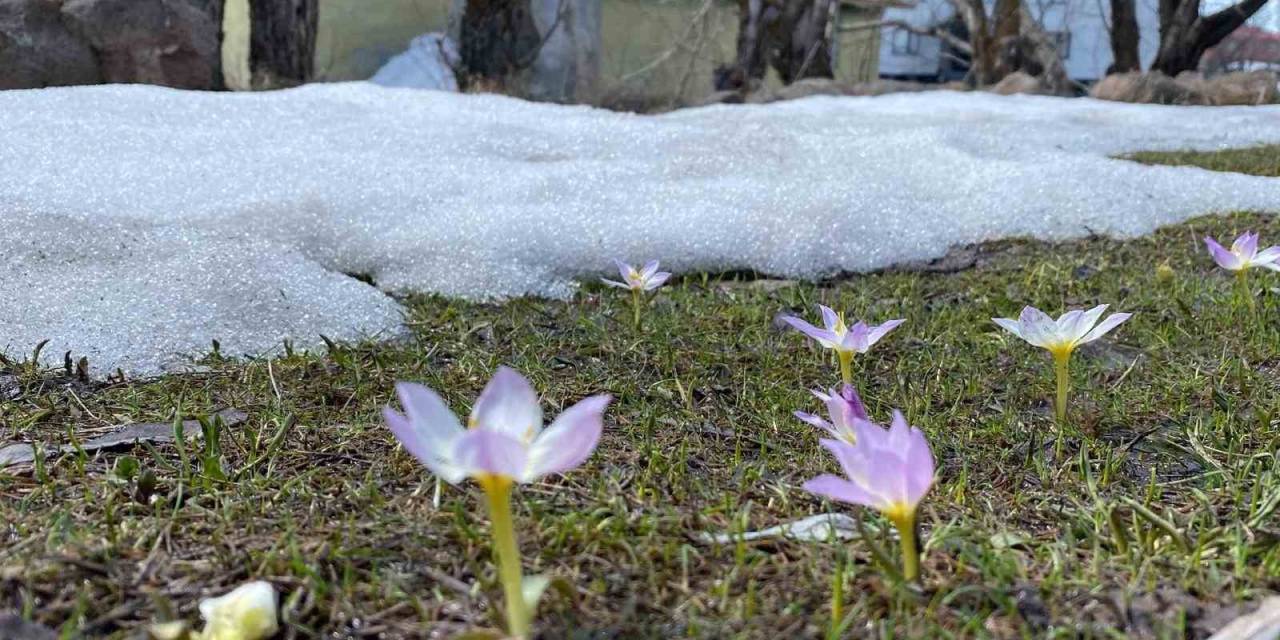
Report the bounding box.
[1,147,1279,637]
[1125,145,1280,178]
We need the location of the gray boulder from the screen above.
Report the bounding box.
[61,0,222,89]
[0,0,100,89]
[1199,70,1278,106]
[1090,70,1278,106]
[0,0,222,91]
[1089,71,1207,105]
[988,71,1044,95]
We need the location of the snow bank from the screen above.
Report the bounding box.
[2,84,1280,375]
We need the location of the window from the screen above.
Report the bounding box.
[1048,30,1072,59]
[891,29,921,55]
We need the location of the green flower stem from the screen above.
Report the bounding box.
[480,474,529,639]
[1053,351,1071,426]
[631,288,642,330]
[838,351,853,385]
[829,555,844,639]
[892,513,920,582]
[1237,269,1255,312]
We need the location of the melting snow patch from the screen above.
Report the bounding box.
[2,84,1279,375]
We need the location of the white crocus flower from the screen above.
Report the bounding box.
[992,305,1132,427]
[196,581,279,640]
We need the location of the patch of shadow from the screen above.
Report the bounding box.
[1256,358,1280,392]
[0,614,58,640]
[341,271,378,287]
[893,244,982,274]
[1065,587,1253,639]
[1101,422,1205,484]
[523,151,575,163]
[1077,339,1145,375]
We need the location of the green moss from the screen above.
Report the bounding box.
[1125,145,1280,178]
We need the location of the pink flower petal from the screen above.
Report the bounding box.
[783,316,838,348]
[1205,236,1242,270]
[803,474,880,509]
[524,395,611,481]
[843,321,871,352]
[644,272,671,290]
[382,406,467,483]
[1254,246,1280,265]
[904,428,936,506]
[1080,312,1132,344]
[613,259,633,281]
[865,319,905,349]
[1232,232,1259,261]
[470,367,544,441]
[1017,306,1056,348]
[396,382,464,438]
[794,410,831,430]
[819,305,841,332]
[453,429,529,479]
[992,317,1023,339]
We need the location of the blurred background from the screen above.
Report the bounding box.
[1,0,1276,109]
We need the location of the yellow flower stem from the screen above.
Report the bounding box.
[479,475,529,639]
[1053,350,1072,459]
[1053,350,1071,426]
[891,512,920,583]
[631,288,642,330]
[838,351,853,385]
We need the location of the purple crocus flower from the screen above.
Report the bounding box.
[383,366,611,484]
[783,305,905,356]
[1204,232,1280,272]
[803,410,935,581]
[804,411,935,521]
[794,383,869,444]
[602,259,671,292]
[783,305,905,383]
[383,368,611,638]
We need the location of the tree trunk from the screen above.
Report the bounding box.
[720,0,838,90]
[192,0,226,89]
[718,0,767,90]
[248,0,317,88]
[1150,0,1270,75]
[1017,5,1072,94]
[947,0,1070,92]
[951,0,997,84]
[989,0,1022,79]
[1107,0,1140,73]
[779,0,839,83]
[458,0,542,84]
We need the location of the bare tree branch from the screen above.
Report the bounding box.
[843,18,974,55]
[1200,0,1271,50]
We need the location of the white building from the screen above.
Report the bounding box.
[879,0,1162,82]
